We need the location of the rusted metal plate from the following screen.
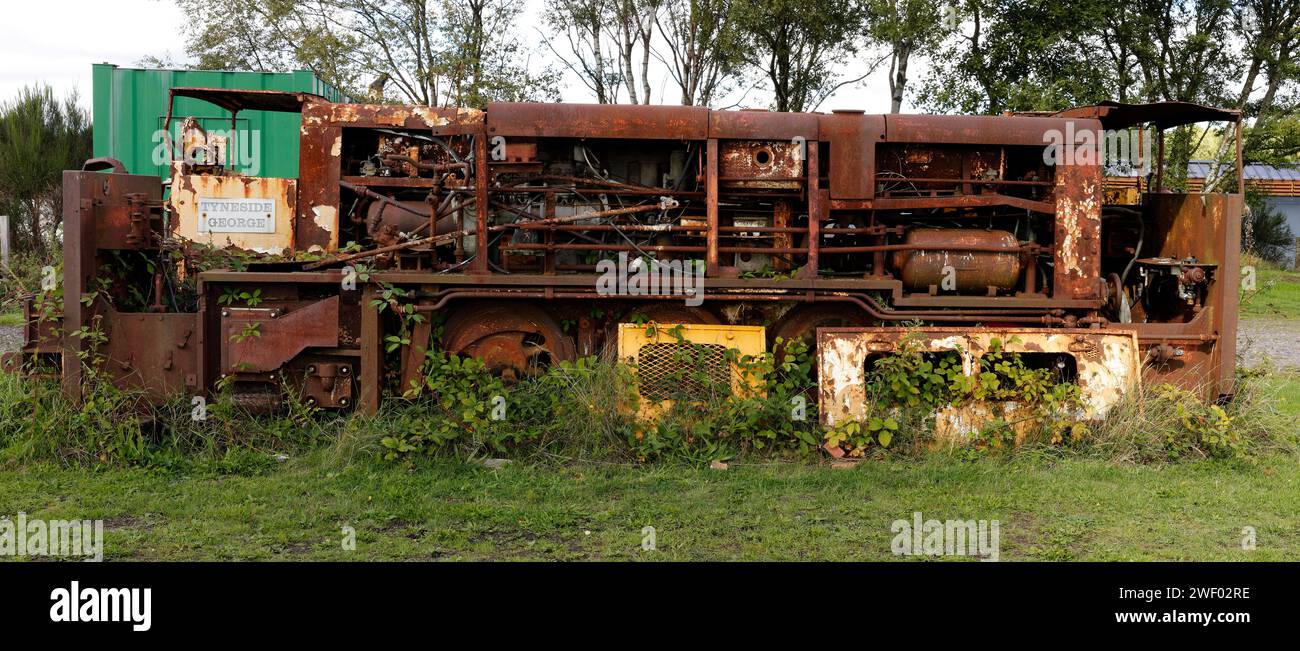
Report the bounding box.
[817,327,1142,443]
[220,296,340,374]
[169,174,299,254]
[718,140,803,189]
[1135,193,1242,398]
[709,110,818,140]
[100,309,200,401]
[296,100,342,252]
[62,170,162,250]
[818,111,885,199]
[487,102,708,140]
[318,102,484,132]
[885,115,1104,147]
[1052,159,1102,300]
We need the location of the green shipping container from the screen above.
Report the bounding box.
[92,63,351,179]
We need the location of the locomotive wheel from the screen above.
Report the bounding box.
[441,302,575,382]
[768,304,874,364]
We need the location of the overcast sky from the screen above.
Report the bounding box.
[0,0,906,113]
[0,1,188,105]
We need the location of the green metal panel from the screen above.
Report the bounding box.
[92,64,351,179]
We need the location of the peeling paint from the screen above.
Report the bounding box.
[168,174,297,253]
[312,205,337,233]
[413,106,451,127]
[819,327,1141,437]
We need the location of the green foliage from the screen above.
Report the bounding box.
[176,0,561,107]
[379,351,505,460]
[1084,367,1293,463]
[0,357,337,473]
[1244,114,1300,165]
[917,0,1116,114]
[0,370,146,466]
[0,291,1291,471]
[1243,191,1295,265]
[229,322,262,344]
[373,350,639,463]
[731,0,870,112]
[218,287,263,307]
[823,333,1085,458]
[1151,384,1243,459]
[919,0,1243,114]
[0,84,91,254]
[626,334,821,462]
[0,249,61,316]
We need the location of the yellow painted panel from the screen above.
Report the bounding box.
[617,323,766,419]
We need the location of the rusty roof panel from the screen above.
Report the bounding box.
[308,101,485,132]
[1054,101,1240,130]
[885,114,1102,146]
[170,87,322,113]
[487,102,708,140]
[709,109,819,140]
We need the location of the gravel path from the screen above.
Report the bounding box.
[2,320,1297,366]
[1237,319,1300,369]
[0,325,21,355]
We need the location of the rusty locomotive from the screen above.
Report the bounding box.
[5,88,1244,431]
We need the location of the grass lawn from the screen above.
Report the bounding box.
[0,451,1296,561]
[0,272,1295,562]
[1241,263,1300,319]
[0,311,22,327]
[0,373,1295,564]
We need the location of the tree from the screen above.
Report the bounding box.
[867,0,952,112]
[1243,190,1295,265]
[733,0,876,112]
[917,0,1113,115]
[544,0,622,103]
[1202,0,1300,190]
[0,85,91,255]
[545,0,662,104]
[175,0,560,107]
[655,0,744,106]
[615,0,663,104]
[440,0,565,106]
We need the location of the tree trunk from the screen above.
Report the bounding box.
[28,198,44,256]
[890,43,911,113]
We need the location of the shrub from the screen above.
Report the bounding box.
[823,333,1085,458]
[1085,368,1295,463]
[0,326,1292,470]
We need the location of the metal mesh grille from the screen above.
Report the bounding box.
[636,342,731,401]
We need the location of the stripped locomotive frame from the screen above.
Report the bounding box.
[7,88,1244,431]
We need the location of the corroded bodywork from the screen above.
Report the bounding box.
[818,327,1142,441]
[4,89,1243,429]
